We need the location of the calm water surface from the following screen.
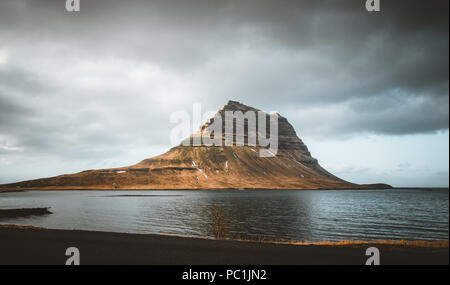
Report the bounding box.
[0,189,448,241]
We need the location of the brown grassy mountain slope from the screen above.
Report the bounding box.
[0,101,391,190]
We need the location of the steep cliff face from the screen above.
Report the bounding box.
[186,100,312,155]
[0,101,391,190]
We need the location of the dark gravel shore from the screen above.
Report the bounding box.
[0,226,447,265]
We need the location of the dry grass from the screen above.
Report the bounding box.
[229,237,449,248]
[0,224,47,230]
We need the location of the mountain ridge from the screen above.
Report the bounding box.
[0,100,392,190]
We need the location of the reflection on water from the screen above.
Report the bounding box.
[0,189,448,241]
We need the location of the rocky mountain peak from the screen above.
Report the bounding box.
[184,100,312,157]
[219,100,261,113]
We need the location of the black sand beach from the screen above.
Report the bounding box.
[0,226,447,265]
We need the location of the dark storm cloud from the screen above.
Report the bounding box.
[0,0,448,162]
[0,92,31,128]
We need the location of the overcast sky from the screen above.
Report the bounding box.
[0,0,448,187]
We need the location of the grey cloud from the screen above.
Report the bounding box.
[397,163,411,168]
[0,66,47,94]
[345,92,449,135]
[0,0,448,185]
[286,92,448,138]
[436,170,449,177]
[0,0,447,131]
[0,93,30,126]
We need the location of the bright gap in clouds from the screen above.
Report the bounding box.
[306,131,449,187]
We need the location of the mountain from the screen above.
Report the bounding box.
[0,100,391,190]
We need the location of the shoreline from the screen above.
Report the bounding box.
[0,225,448,265]
[1,224,448,248]
[2,187,447,192]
